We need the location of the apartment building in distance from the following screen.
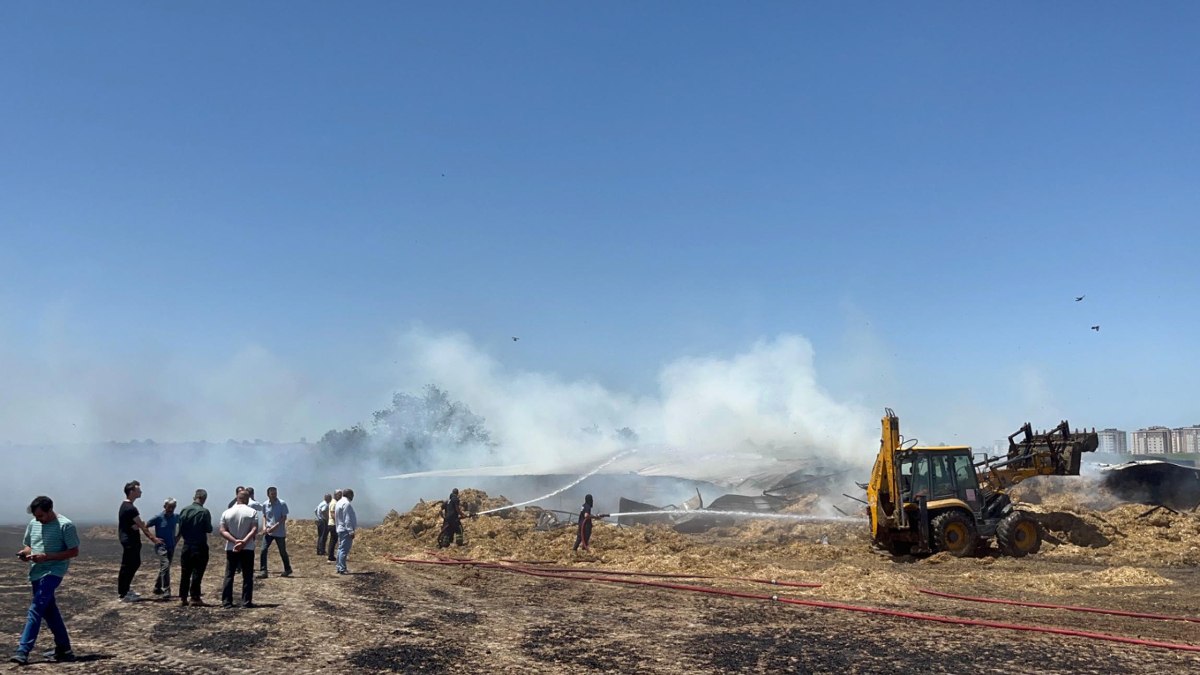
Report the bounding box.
[1128,425,1200,455]
[1171,425,1200,454]
[1097,428,1129,454]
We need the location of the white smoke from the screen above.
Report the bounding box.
[0,326,877,522]
[390,329,876,477]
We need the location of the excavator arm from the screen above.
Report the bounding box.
[867,409,905,541]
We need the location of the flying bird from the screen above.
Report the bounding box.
[512,336,519,342]
[1091,325,1100,331]
[1075,295,1085,302]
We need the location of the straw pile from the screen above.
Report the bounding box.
[350,489,873,579]
[1028,503,1200,567]
[302,487,1197,605]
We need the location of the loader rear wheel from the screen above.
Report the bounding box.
[997,511,1042,557]
[931,511,978,557]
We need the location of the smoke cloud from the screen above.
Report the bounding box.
[388,329,875,480]
[2,328,876,523]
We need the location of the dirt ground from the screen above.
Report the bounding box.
[2,493,1199,674]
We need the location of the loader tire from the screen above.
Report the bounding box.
[931,511,978,557]
[997,511,1042,557]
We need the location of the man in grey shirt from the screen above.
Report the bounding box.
[219,489,258,609]
[258,487,292,578]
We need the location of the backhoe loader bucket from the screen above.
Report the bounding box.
[1006,421,1099,476]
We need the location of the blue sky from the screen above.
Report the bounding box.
[2,3,1198,448]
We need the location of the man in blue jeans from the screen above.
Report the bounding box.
[10,496,79,665]
[334,488,356,575]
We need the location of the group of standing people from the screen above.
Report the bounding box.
[115,481,302,610]
[11,481,600,666]
[313,489,358,574]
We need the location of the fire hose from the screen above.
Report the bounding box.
[916,588,1200,624]
[390,556,1200,653]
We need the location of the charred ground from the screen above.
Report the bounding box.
[1,489,1198,674]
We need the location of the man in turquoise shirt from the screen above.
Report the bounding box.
[10,496,79,665]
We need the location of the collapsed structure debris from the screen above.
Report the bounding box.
[1100,460,1200,512]
[615,467,849,533]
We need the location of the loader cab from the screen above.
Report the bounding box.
[897,447,979,511]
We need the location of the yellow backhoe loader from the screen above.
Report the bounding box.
[866,409,1098,557]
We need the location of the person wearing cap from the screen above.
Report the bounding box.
[146,498,179,598]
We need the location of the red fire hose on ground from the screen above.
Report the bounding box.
[915,588,1200,624]
[391,555,1200,653]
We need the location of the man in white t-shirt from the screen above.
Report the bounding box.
[219,489,258,609]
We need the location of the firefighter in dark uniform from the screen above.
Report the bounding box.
[438,488,468,548]
[573,494,603,552]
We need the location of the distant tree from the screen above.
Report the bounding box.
[615,427,639,444]
[317,425,370,457]
[314,385,494,470]
[370,385,493,469]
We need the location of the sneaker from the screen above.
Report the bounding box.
[42,648,75,663]
[191,598,206,606]
[222,602,235,609]
[9,651,28,665]
[280,571,293,578]
[256,571,268,579]
[152,588,164,595]
[242,602,257,609]
[162,593,172,600]
[180,598,189,607]
[120,591,141,603]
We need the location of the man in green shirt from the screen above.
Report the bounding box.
[10,496,79,665]
[176,489,213,606]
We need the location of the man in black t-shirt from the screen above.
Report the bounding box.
[117,481,162,602]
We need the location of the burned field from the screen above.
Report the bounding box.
[2,490,1199,674]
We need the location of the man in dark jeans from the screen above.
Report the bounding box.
[314,493,332,555]
[117,481,162,602]
[219,488,258,609]
[326,489,342,562]
[258,487,292,578]
[176,489,213,606]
